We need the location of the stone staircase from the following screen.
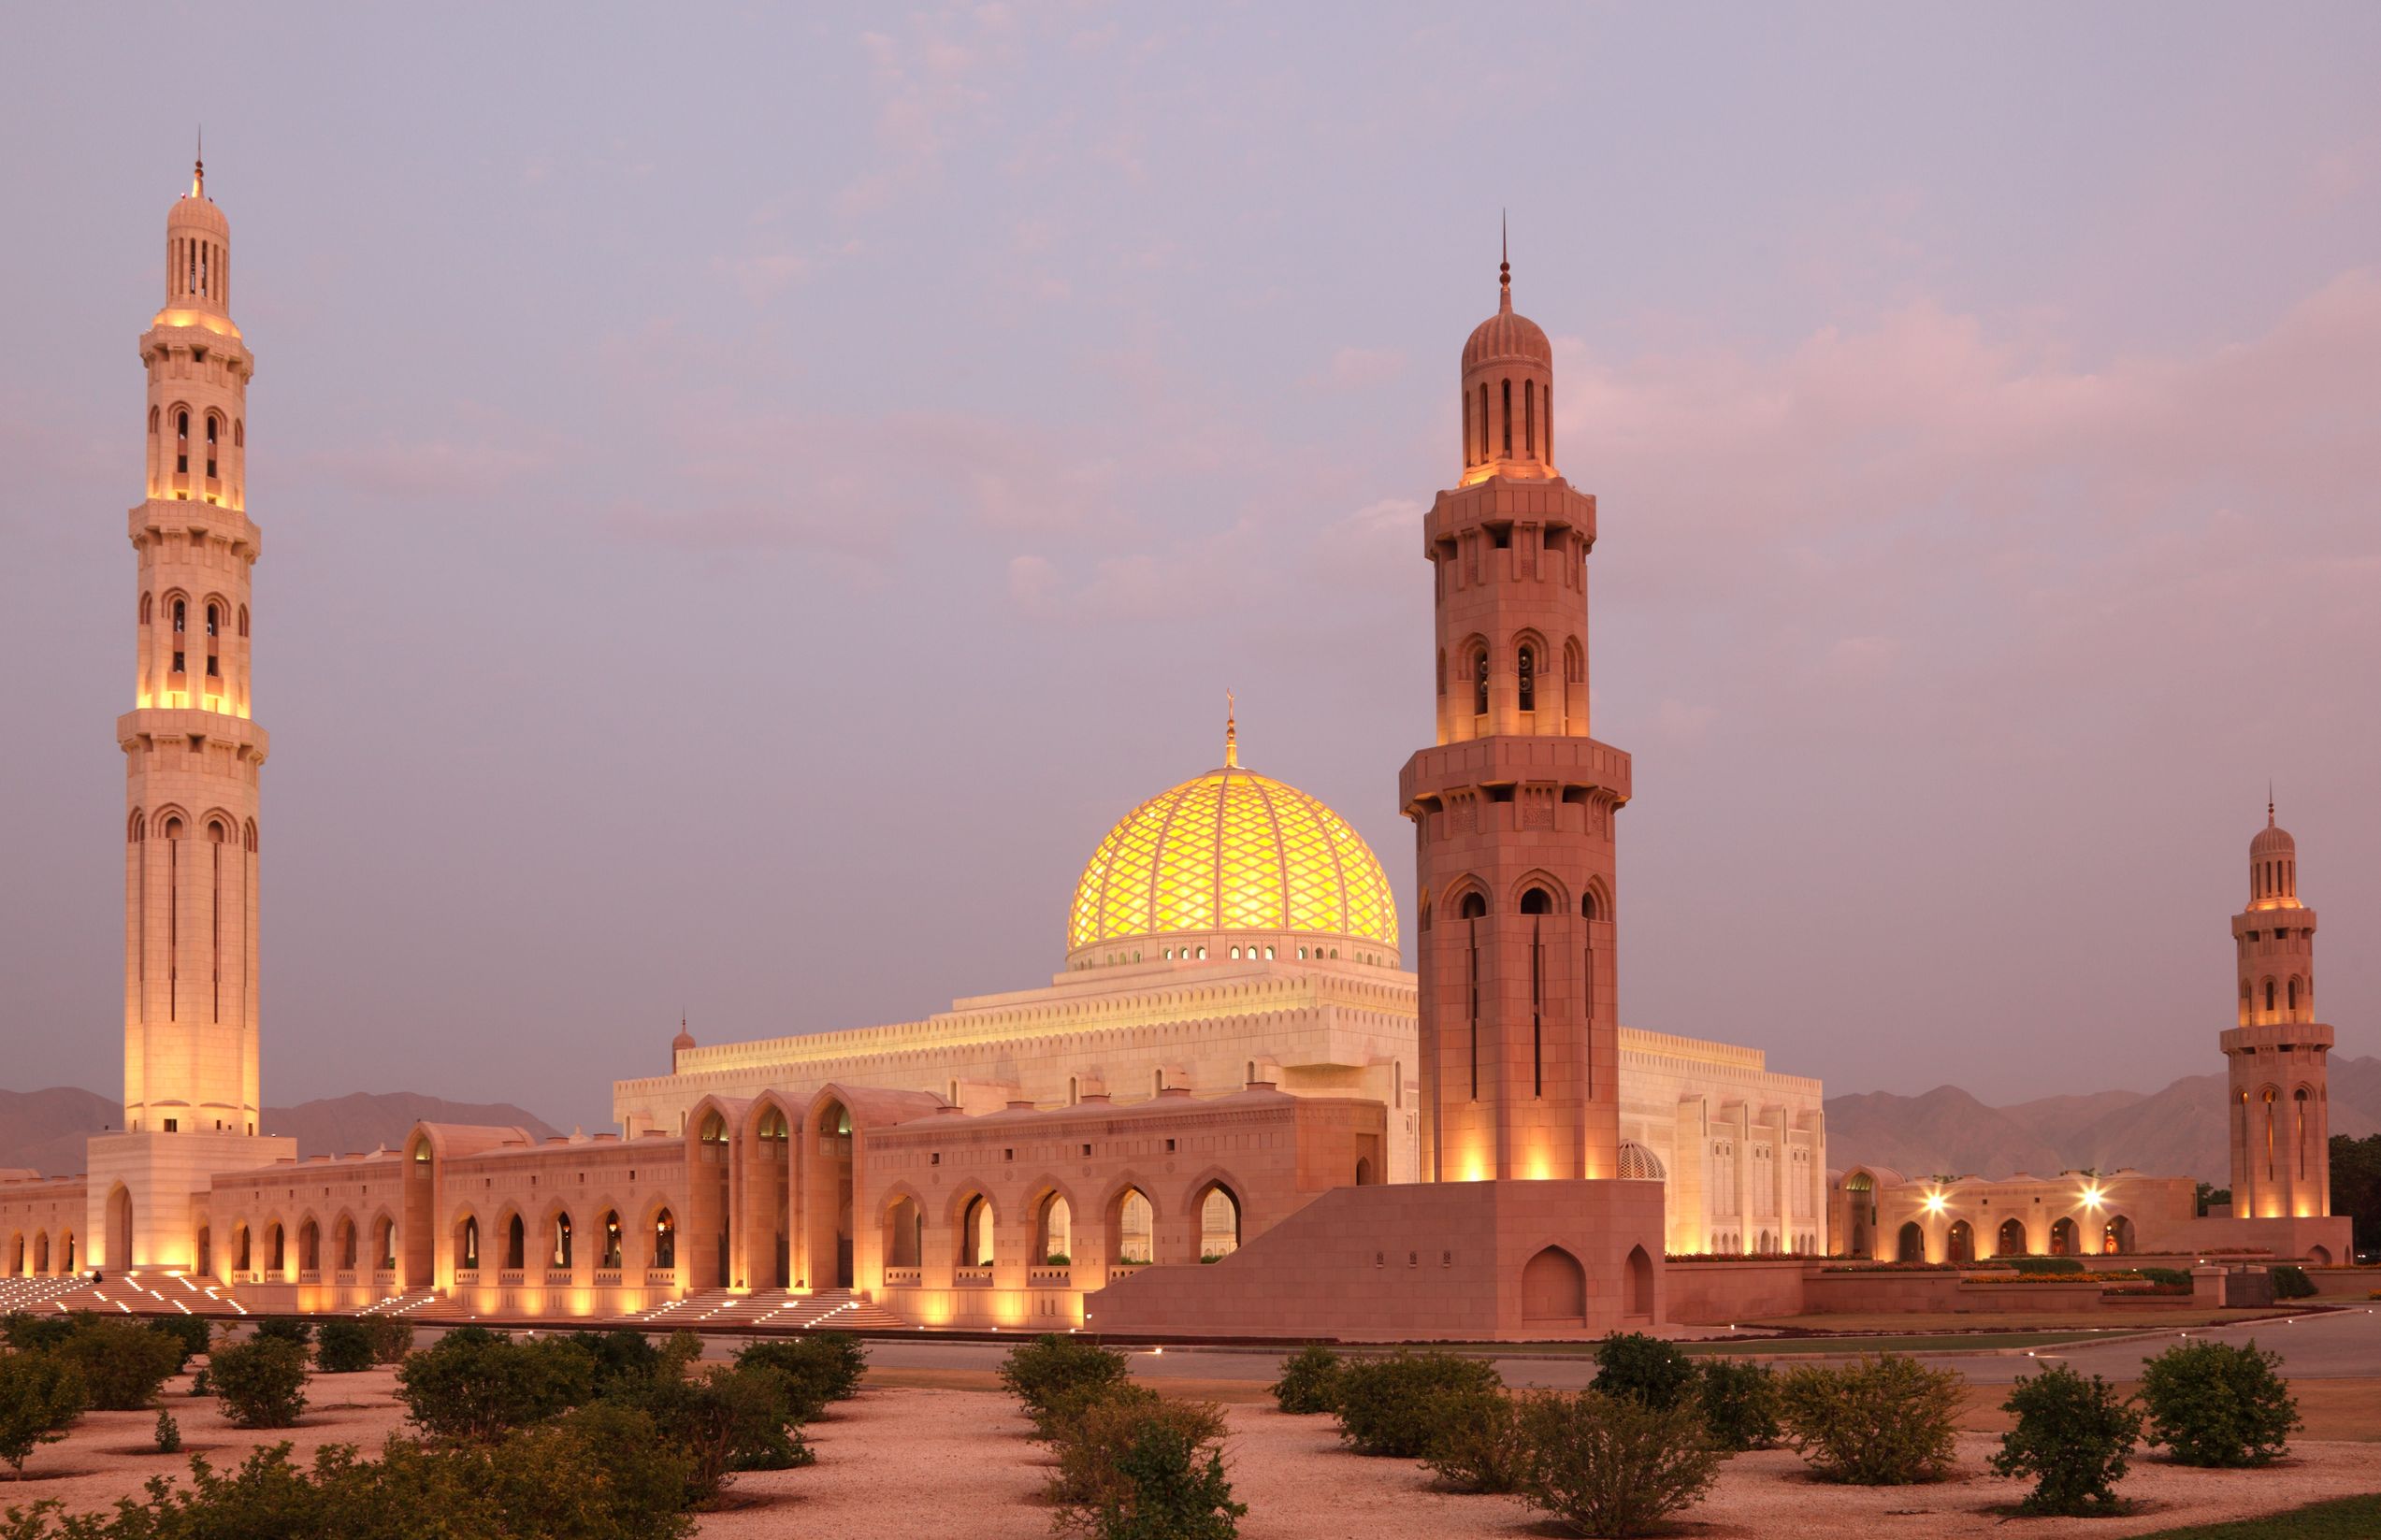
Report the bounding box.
[0,1271,248,1319]
[622,1288,906,1332]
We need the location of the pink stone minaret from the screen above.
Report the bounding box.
[1399,240,1629,1184]
[2223,800,2333,1220]
[90,152,294,1271]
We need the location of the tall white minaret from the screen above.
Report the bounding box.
[91,153,295,1273]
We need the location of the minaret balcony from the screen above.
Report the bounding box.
[2220,1022,2333,1058]
[1401,732,1632,811]
[117,707,268,762]
[128,497,260,558]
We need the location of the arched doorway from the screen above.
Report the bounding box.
[298,1218,320,1274]
[2049,1216,2078,1256]
[2101,1215,2134,1255]
[1845,1173,1876,1258]
[453,1216,479,1274]
[194,1226,209,1277]
[402,1135,436,1288]
[1354,1157,1374,1186]
[1110,1187,1155,1265]
[1036,1193,1072,1263]
[882,1195,921,1270]
[1521,1245,1586,1322]
[805,1099,854,1288]
[1896,1221,1926,1263]
[650,1208,676,1273]
[1196,1184,1241,1259]
[599,1210,625,1271]
[957,1193,996,1270]
[336,1216,357,1273]
[105,1185,133,1271]
[1945,1219,1973,1264]
[2309,1245,2333,1266]
[33,1232,49,1274]
[547,1210,574,1274]
[373,1215,397,1274]
[504,1214,527,1271]
[267,1222,285,1277]
[750,1105,792,1288]
[1996,1217,2027,1258]
[1625,1244,1655,1319]
[691,1110,731,1288]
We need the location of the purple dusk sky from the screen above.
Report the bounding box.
[4,6,2377,1133]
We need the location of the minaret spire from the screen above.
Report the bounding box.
[193,127,204,199]
[1499,209,1511,312]
[1224,691,1238,769]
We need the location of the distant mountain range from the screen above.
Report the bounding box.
[0,1087,564,1177]
[1825,1056,2381,1185]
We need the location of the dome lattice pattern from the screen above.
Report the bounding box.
[1069,767,1398,955]
[1616,1141,1667,1182]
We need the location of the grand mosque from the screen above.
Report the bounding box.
[0,162,2347,1337]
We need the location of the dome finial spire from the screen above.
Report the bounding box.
[1498,209,1511,313]
[2269,780,2275,826]
[192,126,204,199]
[1224,690,1238,769]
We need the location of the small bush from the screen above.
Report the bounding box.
[1515,1389,1722,1539]
[397,1329,596,1441]
[0,1350,85,1478]
[153,1409,181,1454]
[0,1312,78,1355]
[209,1336,310,1429]
[565,1328,665,1394]
[147,1314,211,1367]
[1989,1364,2143,1514]
[1268,1346,1343,1415]
[359,1315,415,1365]
[1778,1355,1961,1485]
[2009,1257,2087,1275]
[1696,1359,1782,1451]
[2271,1264,2316,1300]
[57,1317,185,1410]
[613,1361,815,1507]
[250,1316,314,1348]
[1000,1334,1133,1439]
[1420,1387,1527,1493]
[2139,1266,2193,1289]
[2139,1339,2300,1467]
[188,1367,210,1397]
[1590,1331,1696,1411]
[1048,1386,1229,1514]
[1334,1350,1502,1458]
[1090,1415,1246,1540]
[1045,1252,1072,1266]
[314,1318,376,1374]
[733,1332,867,1405]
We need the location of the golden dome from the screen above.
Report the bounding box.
[1067,756,1399,965]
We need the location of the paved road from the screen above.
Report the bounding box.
[843,1303,2381,1389]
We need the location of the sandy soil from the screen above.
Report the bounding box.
[9,1367,2376,1539]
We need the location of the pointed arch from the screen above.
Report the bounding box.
[1521,1244,1586,1321]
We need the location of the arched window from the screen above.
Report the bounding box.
[1037,1193,1072,1263]
[237,605,249,639]
[1520,886,1552,914]
[204,415,219,479]
[175,411,189,475]
[337,1217,356,1271]
[2265,978,2276,1013]
[233,419,244,448]
[1116,1187,1155,1264]
[140,593,152,626]
[1462,390,1476,467]
[600,1212,623,1269]
[553,1212,573,1269]
[652,1209,676,1270]
[2287,977,2300,1013]
[1517,643,1537,712]
[173,599,186,634]
[1471,647,1489,716]
[959,1194,996,1268]
[504,1215,526,1270]
[1459,891,1487,921]
[1523,380,1536,457]
[1478,383,1490,461]
[457,1216,478,1271]
[1198,1186,1240,1259]
[1500,379,1513,456]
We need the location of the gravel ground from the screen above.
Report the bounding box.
[7,1367,2375,1538]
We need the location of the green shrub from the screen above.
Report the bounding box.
[209,1336,310,1428]
[0,1312,78,1355]
[565,1328,665,1394]
[2009,1257,2086,1275]
[396,1329,596,1441]
[2139,1267,2193,1289]
[611,1362,814,1508]
[2139,1339,2300,1467]
[57,1317,185,1409]
[1268,1346,1343,1415]
[251,1316,314,1347]
[1045,1252,1072,1266]
[1696,1359,1782,1451]
[1419,1387,1527,1493]
[0,1350,85,1478]
[1089,1415,1246,1540]
[2272,1264,2316,1300]
[154,1409,181,1454]
[1333,1350,1502,1458]
[359,1315,416,1365]
[314,1318,376,1374]
[1514,1389,1722,1539]
[1778,1355,1961,1484]
[188,1367,210,1397]
[732,1331,867,1405]
[147,1314,211,1367]
[1590,1331,1696,1411]
[1044,1386,1234,1534]
[1000,1334,1133,1439]
[1988,1364,2143,1514]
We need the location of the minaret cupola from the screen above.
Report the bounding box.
[1458,229,1556,483]
[163,151,234,325]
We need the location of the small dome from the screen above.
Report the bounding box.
[671,1019,696,1054]
[1068,756,1397,964]
[1616,1141,1666,1181]
[2251,815,2295,858]
[1463,295,1551,372]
